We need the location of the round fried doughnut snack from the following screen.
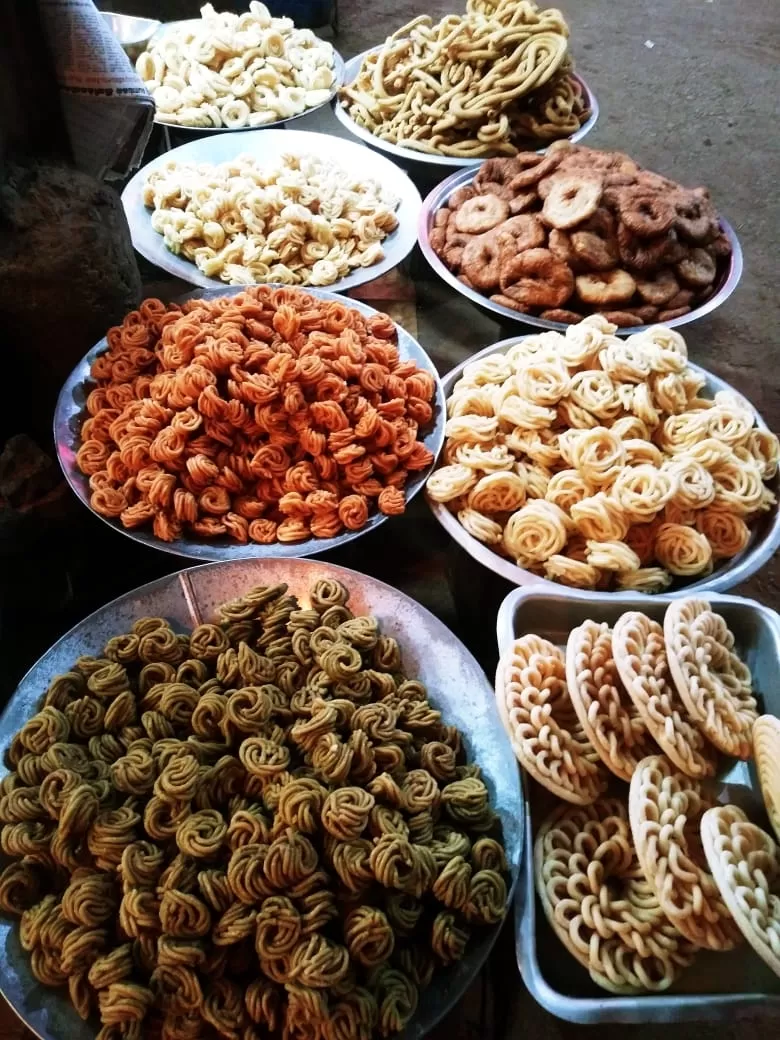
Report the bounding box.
[629,755,742,950]
[664,599,757,760]
[500,249,575,308]
[534,798,697,993]
[433,143,732,323]
[496,635,607,804]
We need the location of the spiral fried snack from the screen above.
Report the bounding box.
[429,319,778,593]
[628,755,741,950]
[0,578,510,1039]
[754,716,780,843]
[76,288,437,548]
[565,620,657,781]
[663,599,757,760]
[700,805,780,979]
[612,612,716,779]
[535,798,697,993]
[496,635,606,803]
[339,0,589,158]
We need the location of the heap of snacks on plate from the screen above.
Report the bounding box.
[143,152,399,287]
[137,3,337,128]
[427,317,778,592]
[0,578,510,1036]
[497,597,780,991]
[75,288,436,545]
[432,142,731,325]
[340,0,590,157]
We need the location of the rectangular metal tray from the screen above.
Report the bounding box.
[496,586,780,1023]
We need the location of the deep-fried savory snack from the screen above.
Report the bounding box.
[75,287,437,546]
[339,0,590,158]
[432,142,732,324]
[0,578,510,1038]
[427,318,778,592]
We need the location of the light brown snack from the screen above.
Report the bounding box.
[499,249,575,308]
[700,805,780,979]
[542,174,603,229]
[664,599,757,759]
[565,620,657,780]
[576,269,636,305]
[534,798,697,993]
[754,715,780,843]
[612,611,717,778]
[339,3,590,158]
[629,755,742,950]
[496,635,606,804]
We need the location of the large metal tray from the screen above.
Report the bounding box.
[496,585,780,1023]
[146,19,345,133]
[333,48,598,170]
[121,128,421,292]
[418,167,743,334]
[426,334,780,597]
[54,285,446,562]
[0,558,524,1040]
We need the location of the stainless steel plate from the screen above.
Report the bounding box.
[418,167,744,334]
[54,285,446,562]
[0,558,524,1040]
[333,48,599,169]
[121,128,421,292]
[496,585,780,1022]
[426,334,780,598]
[146,19,345,133]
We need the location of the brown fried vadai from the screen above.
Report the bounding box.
[432,143,731,324]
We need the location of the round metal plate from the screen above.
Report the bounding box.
[146,19,345,133]
[332,47,599,169]
[427,335,780,598]
[54,285,446,562]
[418,168,744,335]
[0,557,524,1040]
[121,128,422,292]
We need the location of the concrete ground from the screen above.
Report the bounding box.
[2,1,779,1038]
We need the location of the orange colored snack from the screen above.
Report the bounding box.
[76,287,436,544]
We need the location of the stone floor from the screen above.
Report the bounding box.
[2,0,780,1037]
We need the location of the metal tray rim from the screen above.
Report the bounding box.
[332,47,599,168]
[426,334,780,598]
[120,127,422,293]
[418,166,744,334]
[497,586,780,1022]
[0,557,524,1040]
[54,284,446,563]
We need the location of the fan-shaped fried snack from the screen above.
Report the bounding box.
[629,756,742,950]
[0,577,510,1039]
[664,599,757,759]
[612,612,716,779]
[535,798,697,993]
[700,805,780,979]
[565,621,657,781]
[496,635,606,803]
[754,715,780,843]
